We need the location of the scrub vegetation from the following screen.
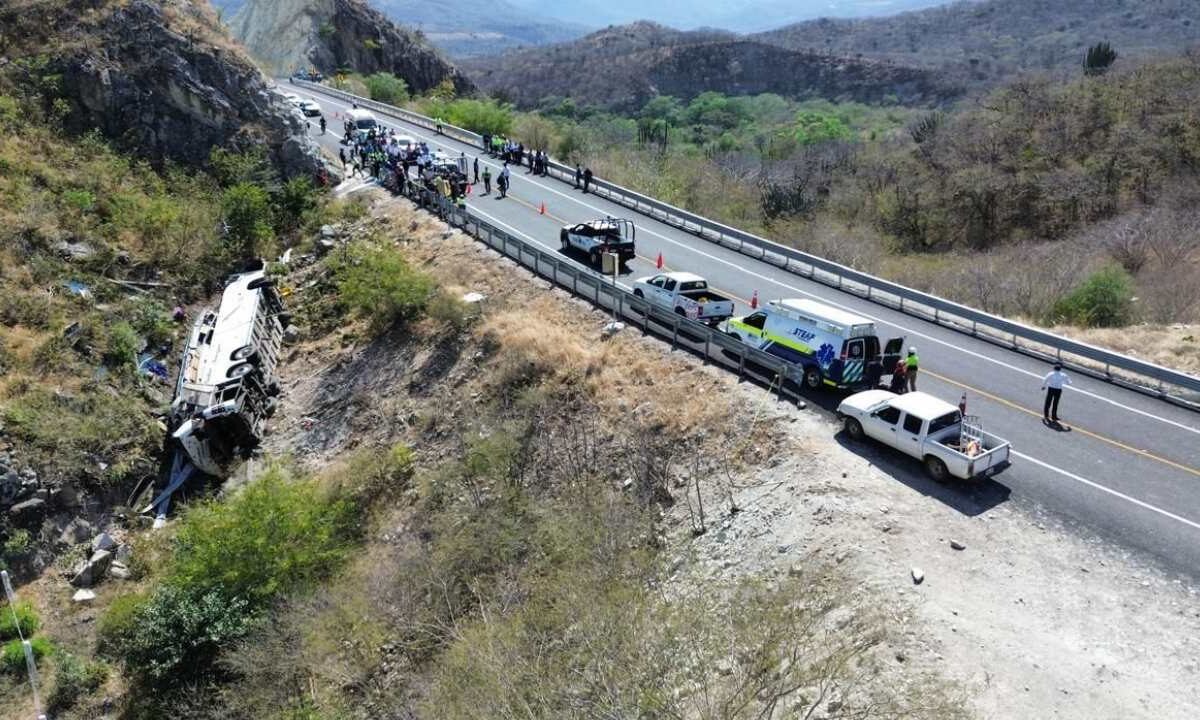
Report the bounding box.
[446,53,1200,334]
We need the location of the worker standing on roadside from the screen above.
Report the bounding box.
[889,360,907,394]
[575,164,582,189]
[905,347,919,392]
[582,167,593,194]
[499,162,511,198]
[473,157,480,185]
[482,166,492,195]
[1041,363,1072,424]
[319,116,326,135]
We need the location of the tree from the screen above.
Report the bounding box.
[364,73,409,104]
[221,183,274,259]
[1084,42,1118,76]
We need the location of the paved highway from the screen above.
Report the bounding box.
[291,85,1200,577]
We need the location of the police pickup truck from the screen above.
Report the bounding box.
[837,390,1011,481]
[560,218,636,267]
[632,272,735,324]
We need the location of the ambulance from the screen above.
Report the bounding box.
[723,298,905,391]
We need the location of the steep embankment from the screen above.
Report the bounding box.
[230,0,472,93]
[461,21,959,110]
[0,0,323,177]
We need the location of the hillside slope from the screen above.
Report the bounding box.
[0,0,323,177]
[230,0,473,92]
[756,0,1200,86]
[462,22,960,110]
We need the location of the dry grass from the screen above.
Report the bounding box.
[1043,323,1200,377]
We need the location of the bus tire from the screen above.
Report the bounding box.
[803,367,822,390]
[844,417,864,440]
[924,456,949,483]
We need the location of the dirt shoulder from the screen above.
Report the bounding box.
[276,189,1200,719]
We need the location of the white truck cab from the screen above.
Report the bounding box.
[725,298,904,391]
[837,390,1012,481]
[632,272,735,324]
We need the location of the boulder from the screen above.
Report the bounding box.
[283,324,302,344]
[109,562,132,580]
[70,549,114,588]
[8,498,46,524]
[91,532,116,553]
[58,518,95,546]
[72,589,97,603]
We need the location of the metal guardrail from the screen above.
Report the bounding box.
[298,80,1200,410]
[402,185,805,400]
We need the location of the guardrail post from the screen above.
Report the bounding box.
[971,320,977,336]
[737,350,746,380]
[704,333,711,365]
[671,318,680,349]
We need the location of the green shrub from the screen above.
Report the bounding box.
[103,584,250,682]
[96,592,147,656]
[1052,265,1135,327]
[419,98,513,136]
[222,182,275,259]
[0,601,40,641]
[104,321,140,368]
[48,652,107,712]
[2,530,33,561]
[364,73,410,105]
[168,466,358,605]
[333,244,435,330]
[0,636,52,675]
[129,298,175,350]
[275,176,318,232]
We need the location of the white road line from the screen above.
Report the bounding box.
[1013,451,1200,532]
[305,87,1200,436]
[471,205,1200,535]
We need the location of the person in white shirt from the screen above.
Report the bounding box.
[1041,363,1072,423]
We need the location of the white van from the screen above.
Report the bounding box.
[724,298,904,391]
[346,108,379,139]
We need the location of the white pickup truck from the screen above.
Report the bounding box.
[632,272,735,324]
[837,390,1011,481]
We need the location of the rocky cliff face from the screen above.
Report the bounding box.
[230,0,472,94]
[0,0,324,178]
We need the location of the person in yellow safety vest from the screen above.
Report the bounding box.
[434,175,451,199]
[905,347,919,392]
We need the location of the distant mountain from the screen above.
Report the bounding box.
[502,0,953,32]
[755,0,1200,85]
[211,0,590,57]
[461,22,960,111]
[230,0,471,93]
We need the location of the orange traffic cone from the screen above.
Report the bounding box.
[539,202,546,215]
[750,290,758,309]
[656,252,664,269]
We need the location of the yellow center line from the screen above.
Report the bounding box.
[495,190,1199,479]
[926,369,1200,478]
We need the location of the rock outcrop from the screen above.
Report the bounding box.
[230,0,472,94]
[0,0,324,178]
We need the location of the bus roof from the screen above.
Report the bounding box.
[773,298,874,329]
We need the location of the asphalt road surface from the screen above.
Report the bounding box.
[289,84,1200,578]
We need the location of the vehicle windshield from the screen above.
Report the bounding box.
[355,118,377,130]
[928,411,962,435]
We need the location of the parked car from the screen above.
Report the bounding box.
[560,218,636,267]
